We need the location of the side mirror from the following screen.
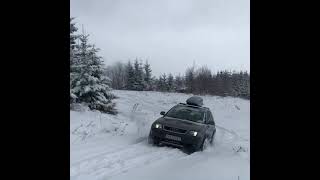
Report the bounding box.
[160,111,166,116]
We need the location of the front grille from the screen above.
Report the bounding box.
[162,139,183,146]
[163,126,187,134]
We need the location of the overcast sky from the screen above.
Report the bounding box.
[71,0,249,76]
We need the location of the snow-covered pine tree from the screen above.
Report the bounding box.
[157,75,163,91]
[231,71,240,97]
[144,60,152,90]
[133,59,144,91]
[139,60,146,90]
[70,18,80,104]
[174,74,185,92]
[220,70,233,97]
[244,71,250,99]
[238,71,250,99]
[70,18,78,50]
[125,61,135,90]
[71,31,117,114]
[214,71,225,96]
[167,73,174,92]
[158,73,168,92]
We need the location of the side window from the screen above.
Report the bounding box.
[209,111,215,125]
[205,111,210,123]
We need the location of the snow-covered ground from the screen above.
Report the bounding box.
[70,90,250,180]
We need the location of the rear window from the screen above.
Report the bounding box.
[165,105,205,123]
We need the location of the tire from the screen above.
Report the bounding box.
[210,132,215,144]
[200,137,210,151]
[184,147,195,155]
[148,133,159,146]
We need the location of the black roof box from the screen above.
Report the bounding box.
[186,96,203,106]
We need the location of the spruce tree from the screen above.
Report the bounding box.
[215,71,224,96]
[167,73,174,92]
[161,74,168,91]
[231,71,241,97]
[157,74,168,92]
[157,75,163,91]
[70,18,79,104]
[133,59,144,91]
[71,31,116,114]
[70,18,78,50]
[125,61,135,90]
[144,60,152,90]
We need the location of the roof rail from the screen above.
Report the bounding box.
[178,103,208,110]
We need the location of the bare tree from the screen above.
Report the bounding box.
[185,66,195,93]
[174,74,185,92]
[194,66,212,95]
[105,62,126,89]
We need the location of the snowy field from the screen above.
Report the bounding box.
[70,90,250,180]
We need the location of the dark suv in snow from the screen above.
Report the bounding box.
[148,98,216,153]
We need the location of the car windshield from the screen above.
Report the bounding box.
[165,105,205,123]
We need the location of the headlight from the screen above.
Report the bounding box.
[154,123,162,129]
[189,131,198,136]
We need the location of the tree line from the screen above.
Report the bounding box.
[106,61,250,99]
[70,17,249,115]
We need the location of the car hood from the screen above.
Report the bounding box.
[155,116,205,132]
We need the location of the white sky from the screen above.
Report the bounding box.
[71,0,250,77]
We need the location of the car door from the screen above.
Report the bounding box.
[204,111,213,138]
[206,111,216,137]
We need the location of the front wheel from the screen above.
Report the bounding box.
[200,137,210,151]
[210,132,215,144]
[148,133,159,146]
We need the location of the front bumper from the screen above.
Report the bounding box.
[149,128,203,149]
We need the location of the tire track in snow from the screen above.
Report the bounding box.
[214,125,250,161]
[215,125,249,142]
[71,125,248,180]
[71,140,186,180]
[71,137,147,167]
